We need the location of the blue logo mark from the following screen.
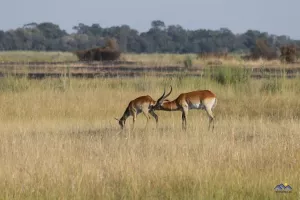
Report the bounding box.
[274,183,292,193]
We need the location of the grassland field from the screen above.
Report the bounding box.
[0,50,297,68]
[0,51,300,199]
[2,51,300,81]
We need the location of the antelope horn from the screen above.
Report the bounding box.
[114,117,120,121]
[153,86,173,109]
[163,86,172,100]
[158,85,172,104]
[156,88,166,105]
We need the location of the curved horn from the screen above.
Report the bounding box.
[158,86,172,104]
[156,88,166,105]
[114,117,120,121]
[163,86,172,100]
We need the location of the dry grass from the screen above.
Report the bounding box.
[0,75,299,199]
[1,51,299,69]
[121,53,293,68]
[0,51,78,63]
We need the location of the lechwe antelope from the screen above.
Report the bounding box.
[115,86,173,130]
[154,90,217,131]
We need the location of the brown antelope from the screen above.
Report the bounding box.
[154,90,217,131]
[115,86,173,130]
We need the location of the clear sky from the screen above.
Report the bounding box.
[1,0,299,39]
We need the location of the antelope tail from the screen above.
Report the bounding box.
[212,98,217,110]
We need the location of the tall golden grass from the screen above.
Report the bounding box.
[0,75,299,199]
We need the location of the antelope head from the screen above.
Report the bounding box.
[114,117,125,129]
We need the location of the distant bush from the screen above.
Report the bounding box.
[211,67,251,85]
[280,45,298,63]
[242,39,278,61]
[74,38,121,61]
[183,55,193,69]
[197,51,228,59]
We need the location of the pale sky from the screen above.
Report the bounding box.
[1,0,299,39]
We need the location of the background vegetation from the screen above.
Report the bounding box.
[0,20,299,54]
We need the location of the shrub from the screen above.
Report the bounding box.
[197,51,228,59]
[211,67,251,85]
[73,38,121,61]
[183,55,193,69]
[280,45,298,63]
[241,39,278,61]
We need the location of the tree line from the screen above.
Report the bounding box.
[0,20,299,54]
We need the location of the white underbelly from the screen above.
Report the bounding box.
[189,103,205,109]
